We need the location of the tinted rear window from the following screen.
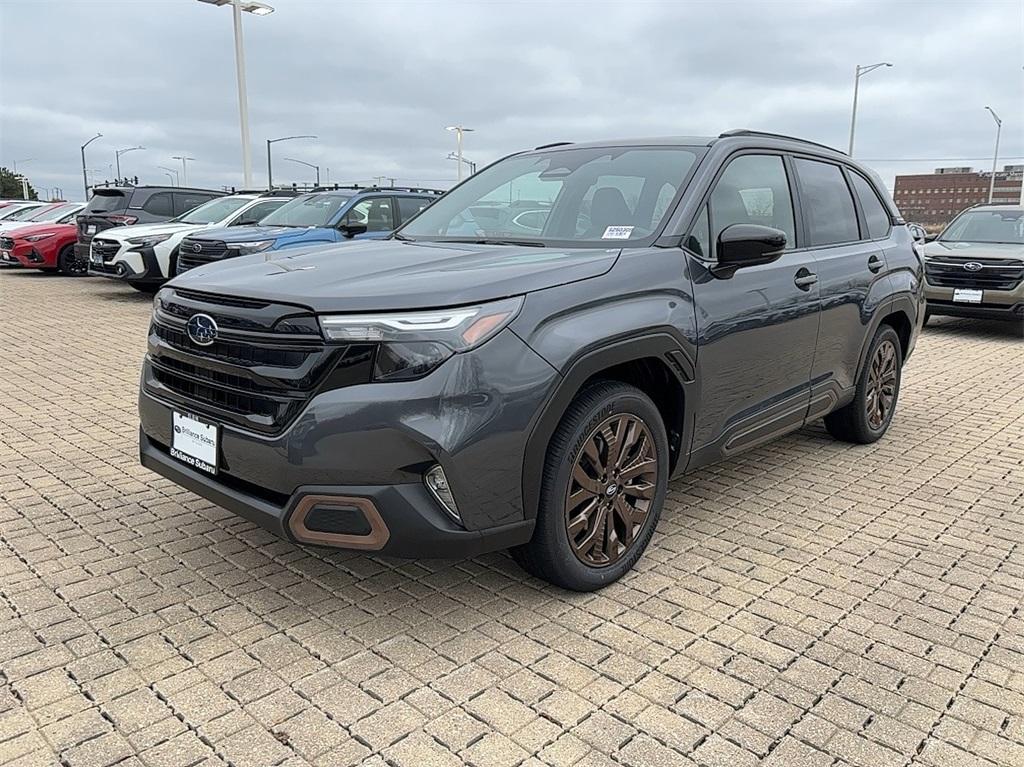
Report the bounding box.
[83,190,129,213]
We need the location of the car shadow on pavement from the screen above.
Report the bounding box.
[924,315,1023,339]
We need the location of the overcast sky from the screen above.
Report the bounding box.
[2,0,1022,201]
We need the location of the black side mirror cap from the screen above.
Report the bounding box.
[340,223,368,238]
[712,223,787,277]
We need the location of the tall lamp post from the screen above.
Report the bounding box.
[158,165,180,186]
[984,106,1002,204]
[266,135,316,190]
[13,158,34,199]
[197,0,275,188]
[848,62,892,156]
[80,133,102,201]
[283,157,320,186]
[115,146,145,180]
[171,155,196,186]
[446,125,474,182]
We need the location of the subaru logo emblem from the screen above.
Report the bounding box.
[963,262,983,272]
[186,313,218,346]
[192,243,202,253]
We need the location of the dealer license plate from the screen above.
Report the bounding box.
[171,411,218,475]
[953,288,983,304]
[86,225,96,234]
[0,250,12,262]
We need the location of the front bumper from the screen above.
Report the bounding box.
[924,280,1024,322]
[89,244,165,284]
[138,328,558,558]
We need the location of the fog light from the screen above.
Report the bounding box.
[424,465,461,522]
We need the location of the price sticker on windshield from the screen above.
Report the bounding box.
[602,226,634,239]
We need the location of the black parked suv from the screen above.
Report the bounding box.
[139,131,923,590]
[75,184,223,264]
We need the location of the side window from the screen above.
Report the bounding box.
[849,172,892,240]
[142,192,174,217]
[343,198,394,231]
[686,205,711,257]
[397,196,430,224]
[233,200,283,225]
[173,192,216,215]
[710,154,795,258]
[793,159,859,246]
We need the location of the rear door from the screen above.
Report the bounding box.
[687,152,821,460]
[173,191,220,217]
[792,158,892,414]
[396,195,432,225]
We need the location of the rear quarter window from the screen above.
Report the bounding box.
[849,172,892,240]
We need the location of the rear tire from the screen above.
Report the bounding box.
[824,325,902,444]
[511,381,669,591]
[57,245,86,276]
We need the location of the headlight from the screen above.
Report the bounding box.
[23,233,55,242]
[227,240,275,255]
[127,233,172,247]
[319,297,523,381]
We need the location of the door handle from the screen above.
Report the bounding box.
[794,270,818,290]
[868,254,884,273]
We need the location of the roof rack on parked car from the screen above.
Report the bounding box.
[353,186,446,195]
[222,188,300,197]
[718,129,846,156]
[534,141,575,150]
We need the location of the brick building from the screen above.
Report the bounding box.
[893,164,1023,230]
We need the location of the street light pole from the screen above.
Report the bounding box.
[283,157,320,186]
[115,146,145,180]
[984,107,1002,204]
[158,166,180,186]
[80,133,102,201]
[848,62,892,157]
[171,155,196,186]
[197,0,275,188]
[446,125,474,182]
[266,135,316,190]
[13,158,34,199]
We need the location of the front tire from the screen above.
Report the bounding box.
[57,245,87,276]
[824,325,903,444]
[129,283,161,294]
[512,382,669,591]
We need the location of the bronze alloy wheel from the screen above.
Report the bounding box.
[866,339,898,429]
[565,413,659,567]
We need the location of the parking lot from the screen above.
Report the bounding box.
[0,270,1021,767]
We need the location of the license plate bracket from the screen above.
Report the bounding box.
[170,411,219,475]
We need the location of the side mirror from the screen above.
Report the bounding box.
[712,223,786,276]
[231,217,259,226]
[340,223,368,238]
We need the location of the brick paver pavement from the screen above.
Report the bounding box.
[1,270,1022,767]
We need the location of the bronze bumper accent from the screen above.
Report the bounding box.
[288,495,390,550]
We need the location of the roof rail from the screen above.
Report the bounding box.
[718,129,846,156]
[534,141,574,150]
[354,185,446,195]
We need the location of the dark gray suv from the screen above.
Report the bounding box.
[139,130,924,590]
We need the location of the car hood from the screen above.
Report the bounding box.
[169,239,621,312]
[5,222,76,240]
[192,225,320,242]
[100,221,200,241]
[923,240,1024,261]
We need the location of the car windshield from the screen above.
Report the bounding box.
[257,193,352,228]
[174,196,251,225]
[398,146,701,247]
[940,209,1024,244]
[28,203,76,222]
[1,205,44,221]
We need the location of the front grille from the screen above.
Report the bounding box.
[177,238,229,273]
[91,239,121,261]
[144,288,375,435]
[926,259,1024,291]
[0,237,14,250]
[89,261,120,275]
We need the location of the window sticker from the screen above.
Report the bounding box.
[602,226,634,239]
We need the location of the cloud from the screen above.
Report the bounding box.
[1,0,1021,200]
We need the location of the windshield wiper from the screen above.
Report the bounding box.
[391,232,415,241]
[443,238,546,247]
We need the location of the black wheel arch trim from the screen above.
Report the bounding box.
[856,293,918,379]
[521,331,695,521]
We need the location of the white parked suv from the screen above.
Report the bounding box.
[87,192,293,292]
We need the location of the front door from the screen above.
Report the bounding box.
[685,153,820,462]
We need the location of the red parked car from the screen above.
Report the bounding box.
[0,222,84,274]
